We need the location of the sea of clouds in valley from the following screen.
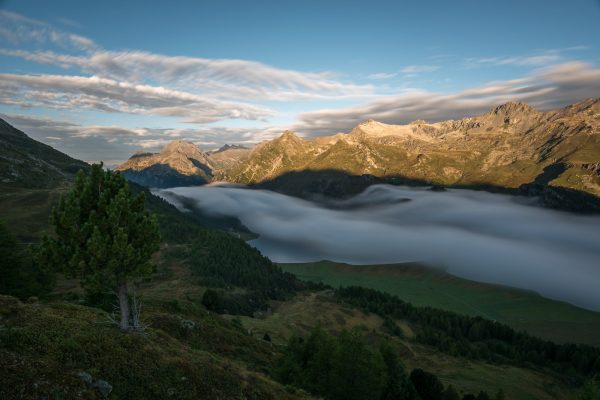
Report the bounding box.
[157,184,600,311]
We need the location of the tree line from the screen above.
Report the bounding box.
[335,286,600,377]
[176,227,303,315]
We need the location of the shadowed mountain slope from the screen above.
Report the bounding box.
[0,118,88,189]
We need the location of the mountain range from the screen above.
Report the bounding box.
[115,99,600,207]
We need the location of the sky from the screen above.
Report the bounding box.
[0,0,599,165]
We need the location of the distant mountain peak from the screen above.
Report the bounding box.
[114,139,213,187]
[358,119,379,127]
[280,130,299,138]
[489,101,537,116]
[277,130,304,144]
[160,140,203,156]
[215,144,247,153]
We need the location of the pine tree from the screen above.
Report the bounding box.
[39,164,159,330]
[380,341,417,400]
[410,368,444,400]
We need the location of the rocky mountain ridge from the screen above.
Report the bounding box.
[219,99,600,197]
[115,99,600,201]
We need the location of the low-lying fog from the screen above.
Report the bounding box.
[157,184,600,311]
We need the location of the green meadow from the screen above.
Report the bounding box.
[279,261,600,346]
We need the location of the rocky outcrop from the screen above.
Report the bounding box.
[206,144,250,170]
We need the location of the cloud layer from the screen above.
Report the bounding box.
[158,184,600,311]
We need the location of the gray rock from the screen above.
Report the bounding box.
[93,380,112,398]
[77,371,93,384]
[180,319,195,329]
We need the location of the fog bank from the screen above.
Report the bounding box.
[157,184,600,311]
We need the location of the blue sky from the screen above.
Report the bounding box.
[0,0,599,164]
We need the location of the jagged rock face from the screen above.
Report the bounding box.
[216,131,320,183]
[207,145,250,171]
[219,99,600,197]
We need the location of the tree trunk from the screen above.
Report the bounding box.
[118,281,130,331]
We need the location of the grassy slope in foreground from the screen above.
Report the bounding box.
[279,261,600,346]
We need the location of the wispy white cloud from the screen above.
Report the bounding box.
[368,65,439,80]
[400,65,440,74]
[465,50,563,68]
[0,73,273,123]
[368,72,398,80]
[0,10,97,51]
[0,49,374,101]
[0,11,373,102]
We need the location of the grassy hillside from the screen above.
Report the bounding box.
[279,261,600,346]
[0,293,309,400]
[0,186,66,242]
[0,118,88,189]
[225,292,577,400]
